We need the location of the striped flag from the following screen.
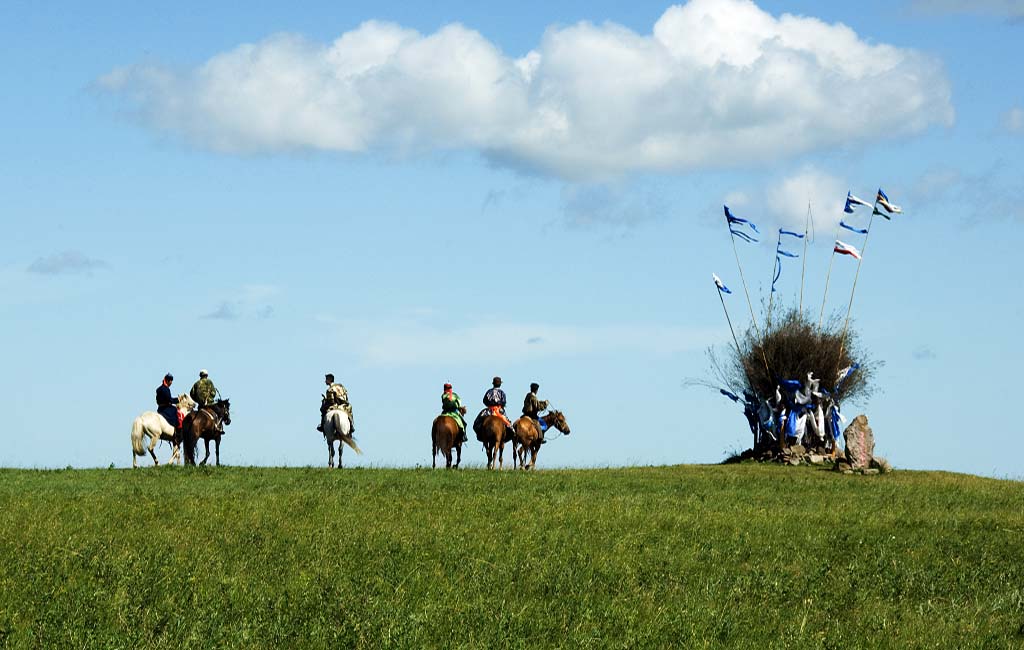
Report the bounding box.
[875,189,902,214]
[844,192,873,214]
[713,273,732,294]
[834,240,862,260]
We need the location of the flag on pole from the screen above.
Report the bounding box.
[772,229,802,292]
[720,388,741,402]
[776,248,799,258]
[875,189,902,214]
[844,192,873,214]
[724,206,759,243]
[834,240,862,260]
[713,273,732,294]
[839,220,869,235]
[779,229,805,238]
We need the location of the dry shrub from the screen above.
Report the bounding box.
[709,306,878,406]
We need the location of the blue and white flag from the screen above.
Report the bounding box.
[779,228,805,239]
[839,220,869,235]
[776,248,799,258]
[724,205,759,243]
[875,189,902,215]
[844,192,873,214]
[713,273,732,294]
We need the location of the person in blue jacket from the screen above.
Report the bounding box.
[156,373,180,429]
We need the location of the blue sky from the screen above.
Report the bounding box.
[1,0,1021,476]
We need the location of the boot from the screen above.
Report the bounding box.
[316,423,324,433]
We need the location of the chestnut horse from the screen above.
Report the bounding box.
[512,410,571,470]
[181,399,231,466]
[431,414,465,469]
[475,414,513,470]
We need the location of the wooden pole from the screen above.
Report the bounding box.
[837,198,880,360]
[799,203,811,314]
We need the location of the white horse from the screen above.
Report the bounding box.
[130,394,195,468]
[323,408,362,468]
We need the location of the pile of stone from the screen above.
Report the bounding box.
[832,414,892,475]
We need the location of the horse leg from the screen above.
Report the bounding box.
[444,442,452,469]
[530,443,539,470]
[455,442,462,468]
[215,436,221,467]
[328,439,334,468]
[200,438,211,465]
[498,440,504,470]
[337,440,343,469]
[432,438,437,469]
[485,442,493,470]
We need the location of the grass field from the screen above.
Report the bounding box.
[0,464,1022,649]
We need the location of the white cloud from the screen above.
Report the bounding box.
[765,167,847,229]
[99,0,953,181]
[334,319,720,366]
[725,166,849,231]
[1001,107,1024,134]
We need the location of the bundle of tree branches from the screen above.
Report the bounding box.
[708,306,880,455]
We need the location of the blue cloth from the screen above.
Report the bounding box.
[158,405,178,428]
[155,383,179,428]
[483,388,507,408]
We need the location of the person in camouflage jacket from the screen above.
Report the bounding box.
[190,370,217,408]
[318,373,355,433]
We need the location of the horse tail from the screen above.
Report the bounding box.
[331,410,363,455]
[131,417,145,456]
[182,413,197,465]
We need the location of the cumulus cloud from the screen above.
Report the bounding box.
[911,0,1024,18]
[1001,107,1024,134]
[27,251,108,275]
[98,0,953,181]
[725,166,850,231]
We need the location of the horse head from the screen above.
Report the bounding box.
[212,399,231,426]
[546,410,570,435]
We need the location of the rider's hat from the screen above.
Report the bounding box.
[325,372,335,381]
[492,376,502,386]
[164,373,174,381]
[199,369,208,377]
[530,382,540,391]
[443,382,452,390]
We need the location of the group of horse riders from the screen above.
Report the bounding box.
[440,376,552,444]
[152,371,550,444]
[155,370,226,434]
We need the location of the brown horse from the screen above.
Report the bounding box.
[431,414,465,469]
[512,410,570,470]
[181,399,231,466]
[475,414,514,469]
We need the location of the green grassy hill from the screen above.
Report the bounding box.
[0,465,1021,649]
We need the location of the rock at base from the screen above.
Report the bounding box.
[843,415,875,470]
[870,456,893,474]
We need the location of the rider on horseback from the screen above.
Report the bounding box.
[156,373,183,431]
[318,373,355,434]
[522,382,550,442]
[189,369,223,433]
[440,383,468,444]
[475,376,514,436]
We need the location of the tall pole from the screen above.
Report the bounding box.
[716,283,758,450]
[837,198,880,360]
[818,222,842,329]
[766,231,779,330]
[729,232,760,339]
[799,203,811,314]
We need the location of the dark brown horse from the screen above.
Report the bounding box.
[181,399,231,466]
[431,414,465,469]
[475,414,514,470]
[512,410,570,470]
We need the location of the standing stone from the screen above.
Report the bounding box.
[842,415,875,470]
